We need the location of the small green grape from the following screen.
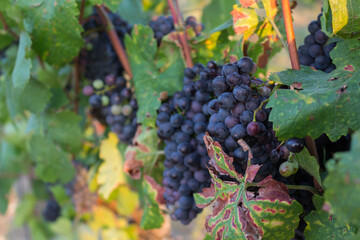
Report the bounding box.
[101,96,109,106]
[93,79,104,90]
[111,105,122,115]
[279,160,299,177]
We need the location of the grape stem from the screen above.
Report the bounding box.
[246,182,320,195]
[281,0,323,192]
[95,5,133,79]
[253,98,269,122]
[167,0,194,68]
[0,12,19,39]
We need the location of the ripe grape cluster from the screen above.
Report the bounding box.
[297,13,336,72]
[83,75,138,143]
[149,16,203,45]
[207,57,278,181]
[43,199,61,222]
[82,11,132,80]
[156,61,221,224]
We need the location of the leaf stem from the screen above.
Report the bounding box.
[281,0,323,192]
[267,17,289,56]
[246,182,320,195]
[95,5,133,79]
[285,184,320,195]
[0,12,19,39]
[167,0,194,68]
[253,98,269,122]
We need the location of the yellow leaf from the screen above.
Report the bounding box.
[102,229,130,240]
[77,224,98,240]
[97,133,126,199]
[116,186,139,216]
[89,206,116,231]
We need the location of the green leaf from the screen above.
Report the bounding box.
[324,130,360,225]
[26,0,83,66]
[50,185,71,205]
[140,179,164,230]
[89,0,122,12]
[0,140,24,213]
[44,110,82,152]
[202,0,236,33]
[50,218,77,240]
[117,0,149,25]
[323,0,360,38]
[293,148,322,187]
[268,38,360,141]
[28,135,75,183]
[28,218,52,240]
[125,25,184,127]
[20,79,52,113]
[48,87,69,109]
[12,31,32,89]
[304,210,358,239]
[15,194,37,226]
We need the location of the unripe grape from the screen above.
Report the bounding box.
[93,79,104,90]
[111,104,122,115]
[279,160,299,177]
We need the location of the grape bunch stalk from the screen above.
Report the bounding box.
[156,61,221,224]
[83,75,138,143]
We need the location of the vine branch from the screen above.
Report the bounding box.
[0,12,18,39]
[281,0,323,192]
[95,5,133,79]
[79,0,86,24]
[167,0,194,68]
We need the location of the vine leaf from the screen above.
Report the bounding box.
[195,134,302,240]
[28,135,75,183]
[97,133,126,199]
[12,32,32,89]
[125,25,183,128]
[44,110,82,152]
[140,178,164,230]
[202,0,235,32]
[23,0,83,66]
[324,130,360,225]
[293,148,322,187]
[304,210,358,239]
[322,0,360,38]
[268,38,360,141]
[125,126,162,177]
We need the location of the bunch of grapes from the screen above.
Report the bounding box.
[297,13,336,72]
[149,16,203,45]
[43,199,61,222]
[82,11,132,80]
[83,74,138,143]
[207,57,279,181]
[156,61,221,224]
